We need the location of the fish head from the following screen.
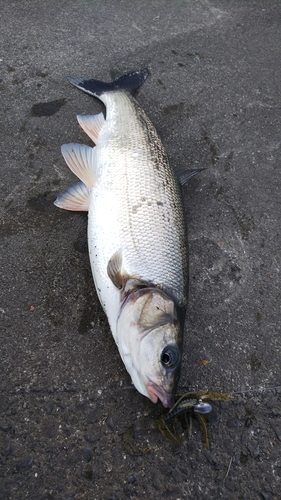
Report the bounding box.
[116,287,184,408]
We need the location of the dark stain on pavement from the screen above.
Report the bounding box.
[0,191,68,237]
[30,98,67,117]
[212,182,255,240]
[250,353,262,372]
[202,129,218,165]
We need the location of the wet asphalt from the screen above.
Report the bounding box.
[1,1,281,499]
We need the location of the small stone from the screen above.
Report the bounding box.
[203,450,217,466]
[261,491,273,500]
[81,447,93,462]
[87,409,101,424]
[152,474,162,489]
[245,417,254,428]
[84,426,100,444]
[63,426,74,437]
[44,400,54,415]
[241,429,250,445]
[127,475,137,484]
[0,486,9,500]
[240,452,249,465]
[123,485,134,497]
[0,424,10,432]
[3,441,14,456]
[41,416,59,438]
[225,476,238,492]
[16,455,34,472]
[206,410,220,424]
[214,474,224,484]
[232,451,241,465]
[227,418,241,428]
[171,469,182,482]
[82,468,94,481]
[106,494,119,500]
[106,416,115,430]
[247,443,260,459]
[269,419,281,441]
[56,400,66,409]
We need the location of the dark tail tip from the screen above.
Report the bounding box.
[68,68,149,97]
[113,68,149,92]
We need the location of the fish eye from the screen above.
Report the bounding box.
[161,345,180,369]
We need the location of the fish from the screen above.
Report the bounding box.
[54,69,199,408]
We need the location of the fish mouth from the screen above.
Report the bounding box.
[147,380,175,408]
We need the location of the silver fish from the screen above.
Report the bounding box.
[55,69,197,408]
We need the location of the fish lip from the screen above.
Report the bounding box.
[147,380,175,408]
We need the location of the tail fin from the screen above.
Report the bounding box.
[68,68,149,97]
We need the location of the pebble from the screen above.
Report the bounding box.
[224,476,238,492]
[0,424,12,433]
[87,408,101,424]
[206,410,220,424]
[152,473,162,490]
[240,452,249,465]
[202,450,217,467]
[41,416,59,438]
[3,441,14,456]
[106,416,116,430]
[84,426,101,444]
[127,475,137,484]
[232,450,241,465]
[56,400,66,410]
[227,418,241,428]
[245,417,254,428]
[269,419,281,441]
[44,400,54,415]
[81,447,93,462]
[171,469,182,482]
[123,485,135,497]
[82,468,94,481]
[261,491,273,500]
[0,486,9,500]
[16,454,34,472]
[247,443,260,459]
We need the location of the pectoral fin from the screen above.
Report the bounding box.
[77,112,105,144]
[54,181,90,211]
[107,249,127,289]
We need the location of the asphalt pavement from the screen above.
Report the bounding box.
[1,1,281,499]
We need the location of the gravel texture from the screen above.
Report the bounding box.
[1,1,281,498]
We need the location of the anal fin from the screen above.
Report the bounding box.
[54,181,90,211]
